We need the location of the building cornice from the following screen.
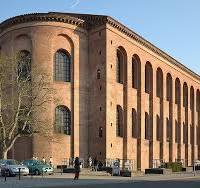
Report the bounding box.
[106,16,200,81]
[0,12,199,81]
[0,13,86,32]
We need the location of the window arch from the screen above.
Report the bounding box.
[116,105,123,137]
[132,55,141,89]
[156,68,163,98]
[166,73,172,101]
[116,47,127,84]
[132,108,138,138]
[190,86,194,110]
[175,78,181,105]
[145,62,153,94]
[55,105,71,135]
[183,82,188,108]
[54,49,71,82]
[18,50,31,81]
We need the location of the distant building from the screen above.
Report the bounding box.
[0,12,199,171]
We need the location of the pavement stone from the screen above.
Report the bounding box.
[0,172,200,188]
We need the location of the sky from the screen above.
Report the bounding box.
[0,0,200,74]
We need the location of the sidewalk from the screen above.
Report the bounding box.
[0,171,200,188]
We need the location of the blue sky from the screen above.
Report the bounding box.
[0,0,200,74]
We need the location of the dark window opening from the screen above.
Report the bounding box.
[156,115,160,141]
[116,105,123,137]
[132,108,138,138]
[145,112,149,140]
[145,62,152,94]
[99,127,103,137]
[116,50,124,84]
[97,69,101,79]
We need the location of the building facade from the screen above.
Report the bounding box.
[0,12,200,171]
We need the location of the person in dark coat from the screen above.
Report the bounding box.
[93,157,98,171]
[74,157,80,180]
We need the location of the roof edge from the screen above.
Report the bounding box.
[106,16,200,81]
[0,12,199,81]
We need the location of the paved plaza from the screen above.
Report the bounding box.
[0,172,200,188]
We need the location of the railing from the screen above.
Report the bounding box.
[61,158,85,168]
[105,158,136,171]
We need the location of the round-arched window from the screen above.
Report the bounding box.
[55,105,71,135]
[54,50,71,82]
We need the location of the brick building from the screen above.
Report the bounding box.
[0,12,200,171]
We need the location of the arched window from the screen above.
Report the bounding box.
[166,117,171,142]
[190,86,194,110]
[166,73,172,101]
[18,50,31,81]
[183,82,188,108]
[197,90,200,112]
[156,115,160,141]
[116,105,123,137]
[99,127,103,137]
[145,112,149,140]
[116,49,124,84]
[175,120,178,143]
[132,108,137,138]
[183,122,188,144]
[97,69,101,79]
[55,105,71,135]
[156,68,163,98]
[175,78,181,105]
[54,49,71,82]
[145,62,153,94]
[132,55,141,89]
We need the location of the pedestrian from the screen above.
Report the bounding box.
[49,157,53,167]
[94,157,98,171]
[88,156,92,168]
[70,157,75,167]
[42,156,46,164]
[74,157,80,180]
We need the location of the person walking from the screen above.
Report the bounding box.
[88,156,92,168]
[74,157,80,180]
[49,157,53,167]
[42,157,46,164]
[94,157,98,171]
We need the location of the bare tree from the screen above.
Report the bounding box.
[0,52,54,159]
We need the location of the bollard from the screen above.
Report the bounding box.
[61,165,63,175]
[19,168,21,180]
[4,169,7,182]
